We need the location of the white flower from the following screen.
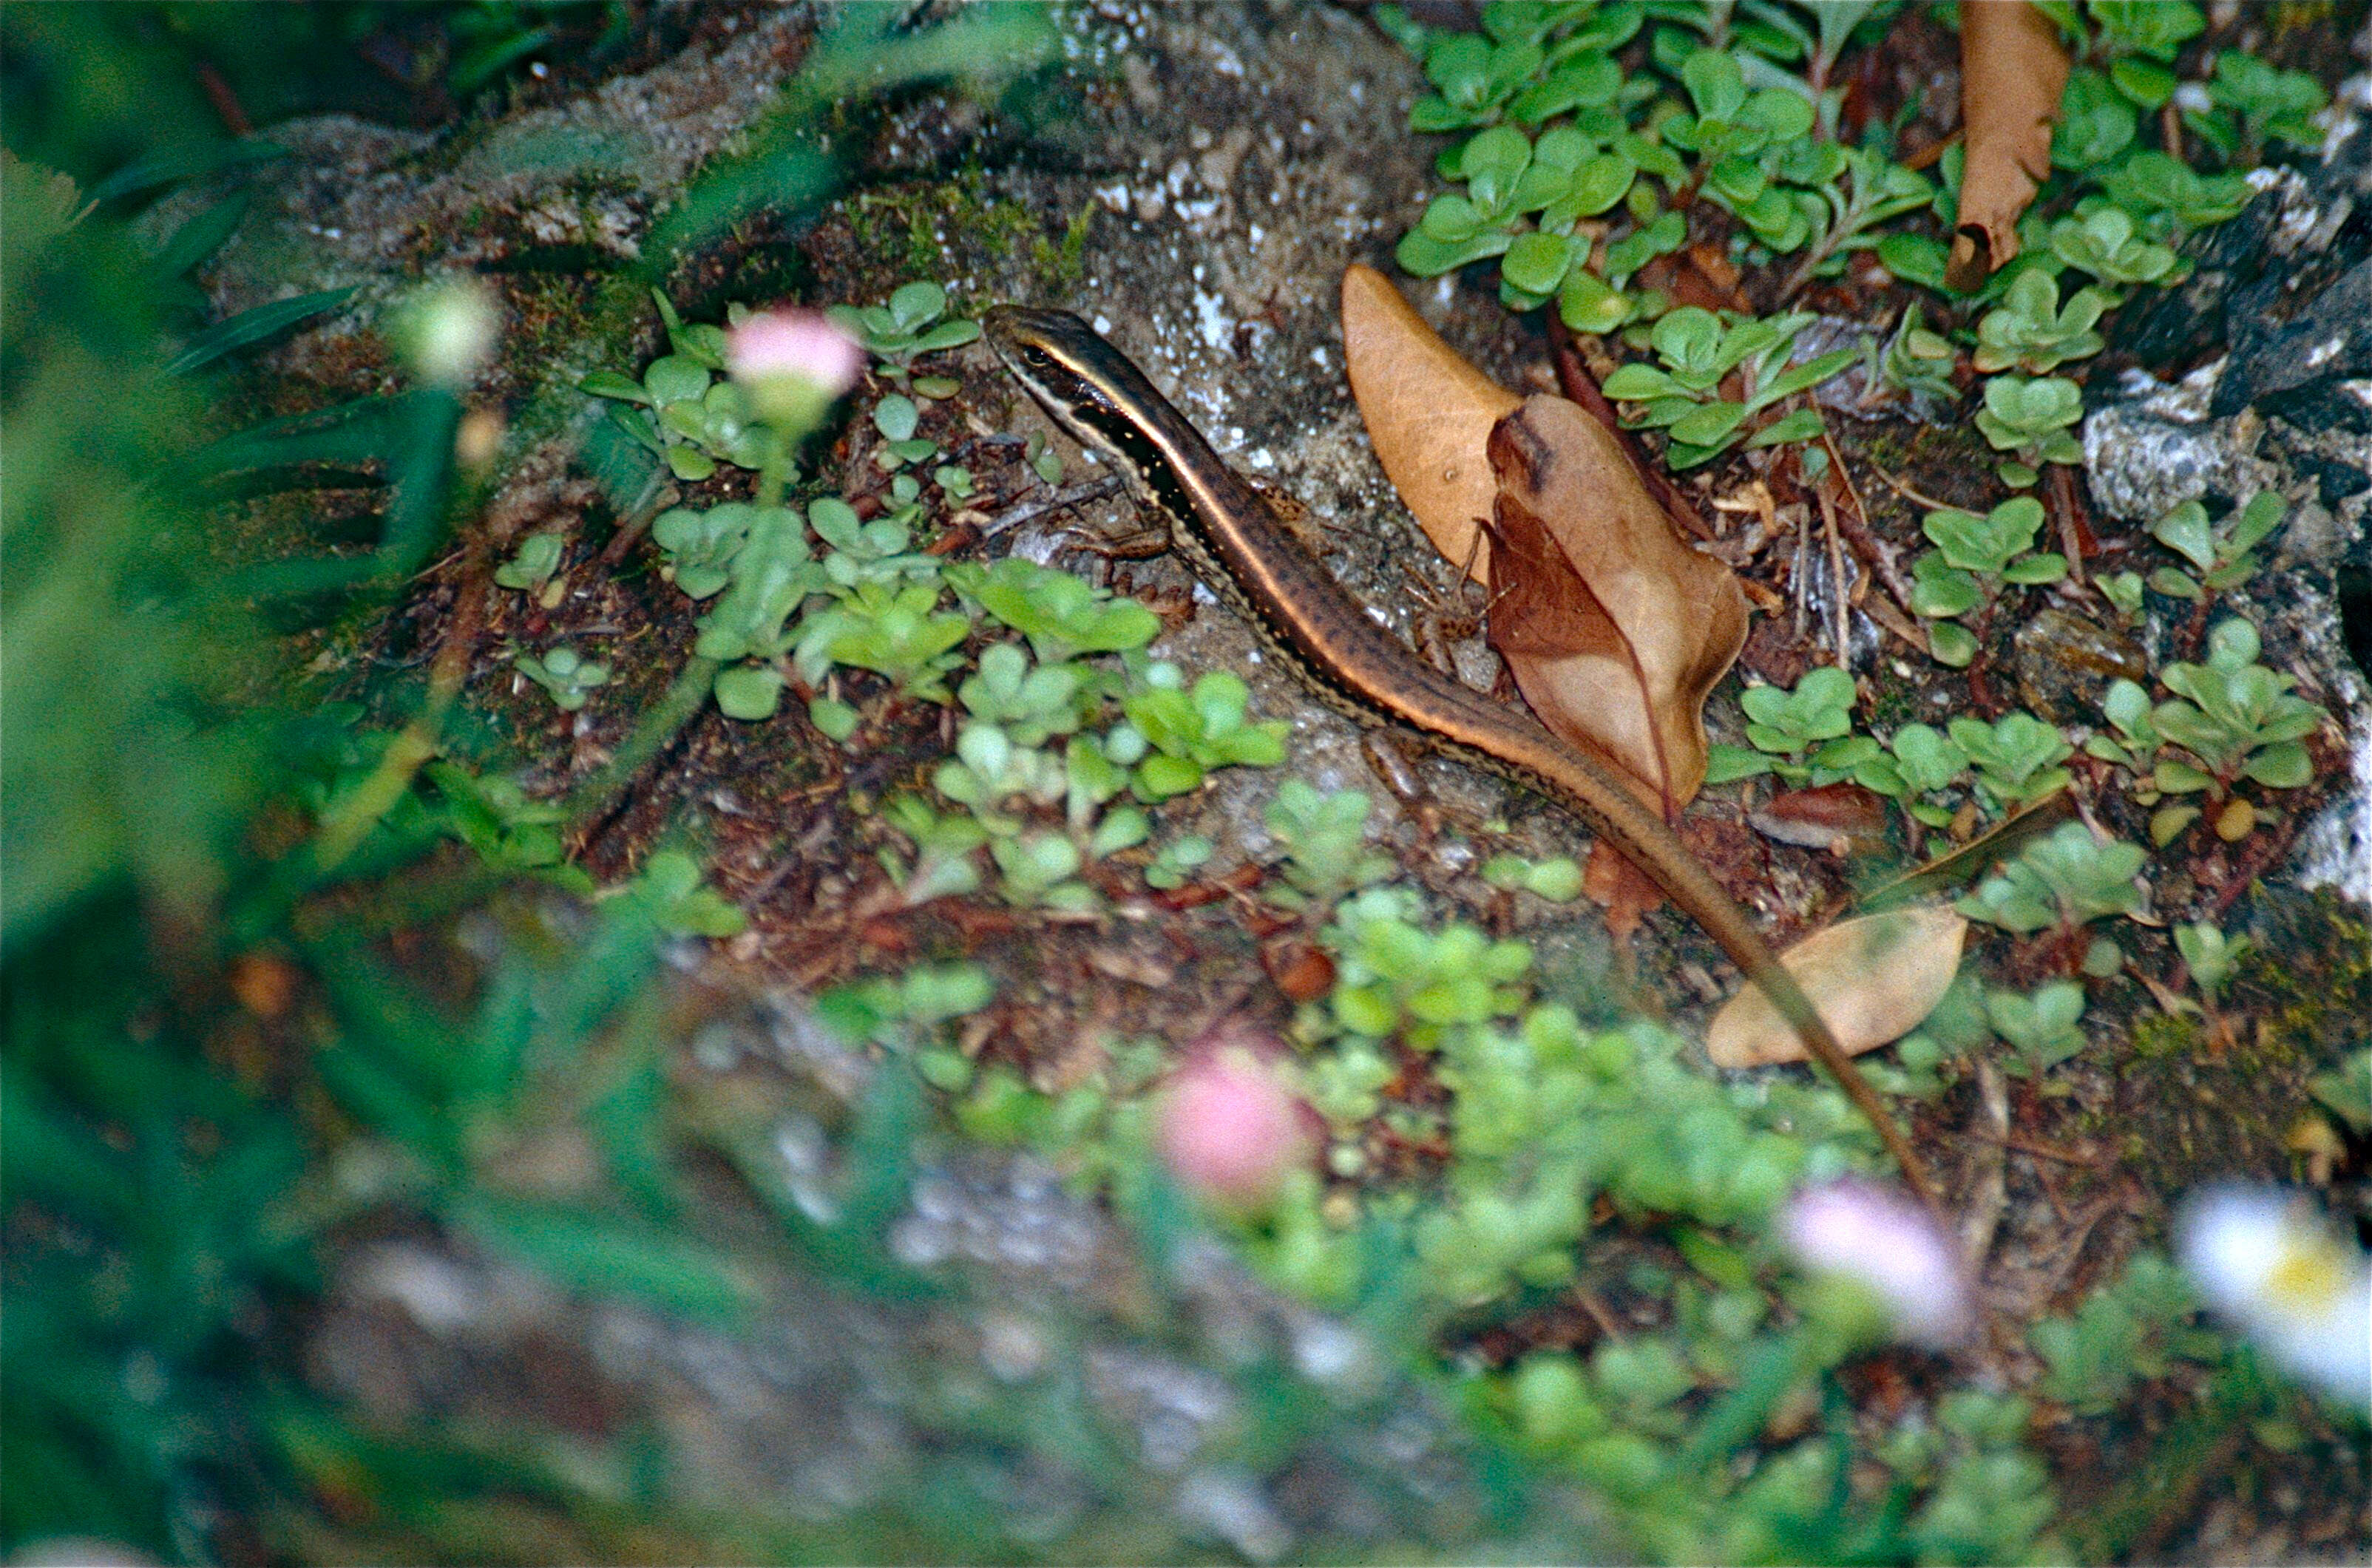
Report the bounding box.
[399,277,499,390]
[1780,1178,1973,1348]
[2178,1184,2371,1408]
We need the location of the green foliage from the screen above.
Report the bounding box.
[2052,68,2139,173]
[1328,899,1533,1045]
[1408,28,1549,131]
[493,529,566,594]
[819,960,997,1042]
[1481,851,1585,902]
[1119,669,1290,801]
[1900,1393,2061,1564]
[617,847,748,937]
[2031,1253,2222,1413]
[2149,618,2324,795]
[1959,821,2144,935]
[580,293,776,483]
[422,759,577,880]
[1908,496,2067,666]
[2308,1047,2372,1135]
[1600,306,1852,466]
[1853,722,1973,827]
[2174,919,2250,1003]
[1986,979,2090,1074]
[1880,303,1961,401]
[2049,206,2182,288]
[1142,831,1214,890]
[955,641,1088,747]
[653,499,767,600]
[1706,665,1866,784]
[2146,491,2285,600]
[869,391,937,469]
[1973,373,2084,479]
[2084,675,2163,773]
[792,580,973,702]
[1974,268,2109,374]
[2101,151,2253,233]
[2190,50,2328,162]
[878,794,988,904]
[511,642,611,712]
[1264,781,1397,908]
[825,279,980,379]
[946,555,1162,662]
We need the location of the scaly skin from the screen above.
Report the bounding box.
[985,305,1936,1207]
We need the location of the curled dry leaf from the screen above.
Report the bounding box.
[1706,906,1968,1069]
[1485,396,1749,813]
[1949,0,2070,289]
[1750,781,1890,857]
[1341,262,1518,584]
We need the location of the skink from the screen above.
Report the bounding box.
[985,305,1934,1204]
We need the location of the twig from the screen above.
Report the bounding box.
[1863,458,1956,515]
[1900,129,1962,172]
[1815,469,1852,669]
[2045,461,2090,586]
[980,473,1125,537]
[597,470,679,567]
[1959,1059,2010,1272]
[1820,430,1919,612]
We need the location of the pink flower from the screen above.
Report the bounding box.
[1781,1178,1973,1348]
[1154,1028,1315,1208]
[727,308,863,428]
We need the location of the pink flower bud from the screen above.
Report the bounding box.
[727,308,863,428]
[1780,1178,1973,1348]
[1154,1028,1315,1208]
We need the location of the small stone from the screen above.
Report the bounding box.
[2012,606,2149,725]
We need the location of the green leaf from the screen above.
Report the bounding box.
[1749,348,1855,413]
[1667,400,1746,448]
[713,663,785,721]
[2149,500,2216,573]
[166,288,354,376]
[1927,620,1978,667]
[82,138,290,208]
[1502,231,1579,296]
[579,368,654,404]
[1744,407,1824,449]
[1601,362,1683,400]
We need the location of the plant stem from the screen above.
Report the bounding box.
[757,424,794,509]
[311,551,489,872]
[565,654,722,826]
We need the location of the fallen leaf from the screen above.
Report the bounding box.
[1706,906,1968,1068]
[1582,838,1664,940]
[1485,396,1749,814]
[1949,1,2070,288]
[1858,788,2076,910]
[1750,782,1889,857]
[1341,262,1519,583]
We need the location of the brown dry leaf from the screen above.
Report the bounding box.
[1485,396,1749,814]
[1341,262,1519,584]
[1706,906,1968,1068]
[1949,1,2070,289]
[1582,838,1663,940]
